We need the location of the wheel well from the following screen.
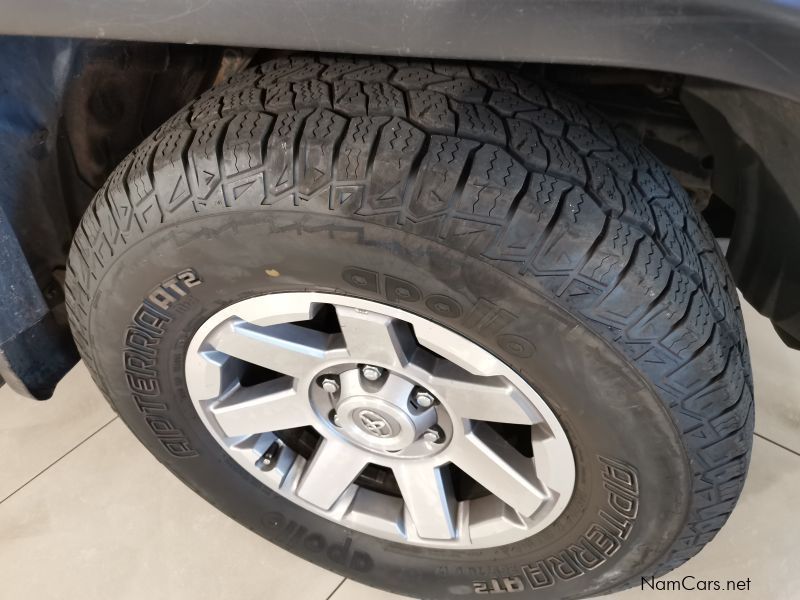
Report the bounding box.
[1,37,797,397]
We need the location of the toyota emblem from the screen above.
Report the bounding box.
[357,409,394,438]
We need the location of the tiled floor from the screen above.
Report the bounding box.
[1,299,798,600]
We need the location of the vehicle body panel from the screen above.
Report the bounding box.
[2,0,800,101]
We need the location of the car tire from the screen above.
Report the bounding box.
[66,55,753,599]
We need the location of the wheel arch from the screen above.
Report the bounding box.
[1,33,799,397]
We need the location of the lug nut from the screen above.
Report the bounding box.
[332,411,342,427]
[321,377,340,394]
[414,390,436,408]
[361,365,383,381]
[422,427,444,444]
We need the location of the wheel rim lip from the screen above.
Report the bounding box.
[185,291,576,549]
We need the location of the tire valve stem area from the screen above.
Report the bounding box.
[255,441,281,471]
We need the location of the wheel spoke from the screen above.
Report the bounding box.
[209,320,335,378]
[210,378,311,437]
[394,463,457,540]
[428,362,541,425]
[335,306,413,368]
[296,437,370,510]
[450,422,549,517]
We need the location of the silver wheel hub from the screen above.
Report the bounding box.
[322,369,443,455]
[186,293,575,549]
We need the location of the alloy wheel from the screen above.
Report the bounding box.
[185,293,575,549]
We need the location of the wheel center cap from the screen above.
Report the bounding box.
[355,409,398,438]
[336,394,420,452]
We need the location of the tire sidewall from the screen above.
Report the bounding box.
[85,209,690,599]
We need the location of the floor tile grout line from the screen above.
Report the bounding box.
[325,577,347,600]
[0,416,119,505]
[754,432,800,459]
